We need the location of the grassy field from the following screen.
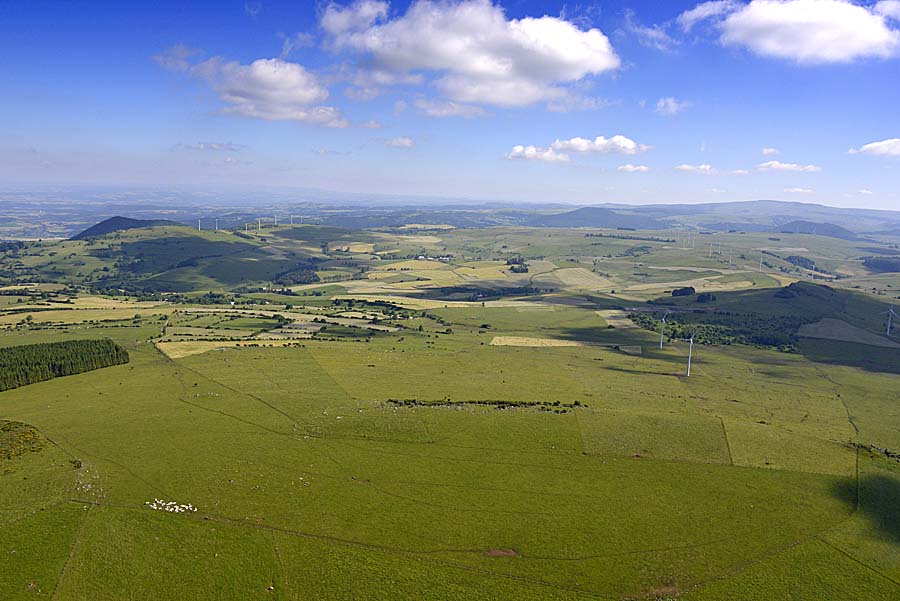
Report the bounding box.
[2,224,900,599]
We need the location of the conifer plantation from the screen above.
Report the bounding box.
[0,339,129,391]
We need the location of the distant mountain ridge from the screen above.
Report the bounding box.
[71,216,181,240]
[527,207,668,229]
[777,221,860,240]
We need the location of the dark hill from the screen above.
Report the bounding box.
[777,221,859,241]
[528,207,667,229]
[71,216,181,240]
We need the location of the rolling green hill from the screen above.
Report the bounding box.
[70,216,182,240]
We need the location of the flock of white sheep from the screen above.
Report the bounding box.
[144,498,197,513]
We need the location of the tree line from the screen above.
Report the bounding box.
[0,339,129,391]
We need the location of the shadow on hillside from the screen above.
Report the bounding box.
[800,340,900,376]
[833,473,900,543]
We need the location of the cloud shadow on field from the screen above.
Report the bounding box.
[833,472,900,544]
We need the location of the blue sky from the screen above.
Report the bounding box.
[1,0,899,208]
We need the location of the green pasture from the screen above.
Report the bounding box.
[2,225,900,599]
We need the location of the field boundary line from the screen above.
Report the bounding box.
[154,344,303,428]
[271,531,290,601]
[0,498,69,530]
[70,498,617,599]
[50,503,91,600]
[681,449,863,596]
[817,536,900,589]
[719,416,735,466]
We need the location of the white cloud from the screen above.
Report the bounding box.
[160,52,349,127]
[244,1,262,18]
[618,164,650,172]
[859,188,874,195]
[414,99,487,118]
[279,32,315,59]
[785,187,814,193]
[345,86,384,101]
[725,1,899,64]
[677,1,739,32]
[322,0,620,107]
[876,1,900,20]
[706,187,727,193]
[761,147,779,156]
[849,137,900,156]
[153,44,202,72]
[550,135,649,154]
[387,136,415,148]
[178,142,246,151]
[625,9,678,51]
[676,163,715,174]
[359,119,382,129]
[321,1,389,35]
[678,1,900,63]
[506,145,570,163]
[545,94,610,113]
[731,169,750,175]
[655,97,690,116]
[757,160,821,172]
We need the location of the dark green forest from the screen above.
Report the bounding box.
[0,339,129,391]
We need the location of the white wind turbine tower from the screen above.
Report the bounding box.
[672,334,696,376]
[885,306,898,336]
[659,311,670,350]
[686,336,694,377]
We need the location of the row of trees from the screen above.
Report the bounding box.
[0,339,129,391]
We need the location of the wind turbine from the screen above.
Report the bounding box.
[886,306,898,336]
[659,311,670,350]
[687,336,694,377]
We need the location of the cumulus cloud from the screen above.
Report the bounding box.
[757,160,821,172]
[731,169,750,175]
[550,135,649,154]
[157,48,349,127]
[414,99,487,118]
[678,0,900,64]
[322,0,620,107]
[197,58,347,126]
[618,164,650,172]
[321,0,389,35]
[386,136,415,148]
[859,188,874,195]
[785,187,814,193]
[849,137,900,156]
[505,145,570,163]
[876,0,900,19]
[676,164,715,174]
[761,147,779,156]
[359,119,382,129]
[655,97,690,115]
